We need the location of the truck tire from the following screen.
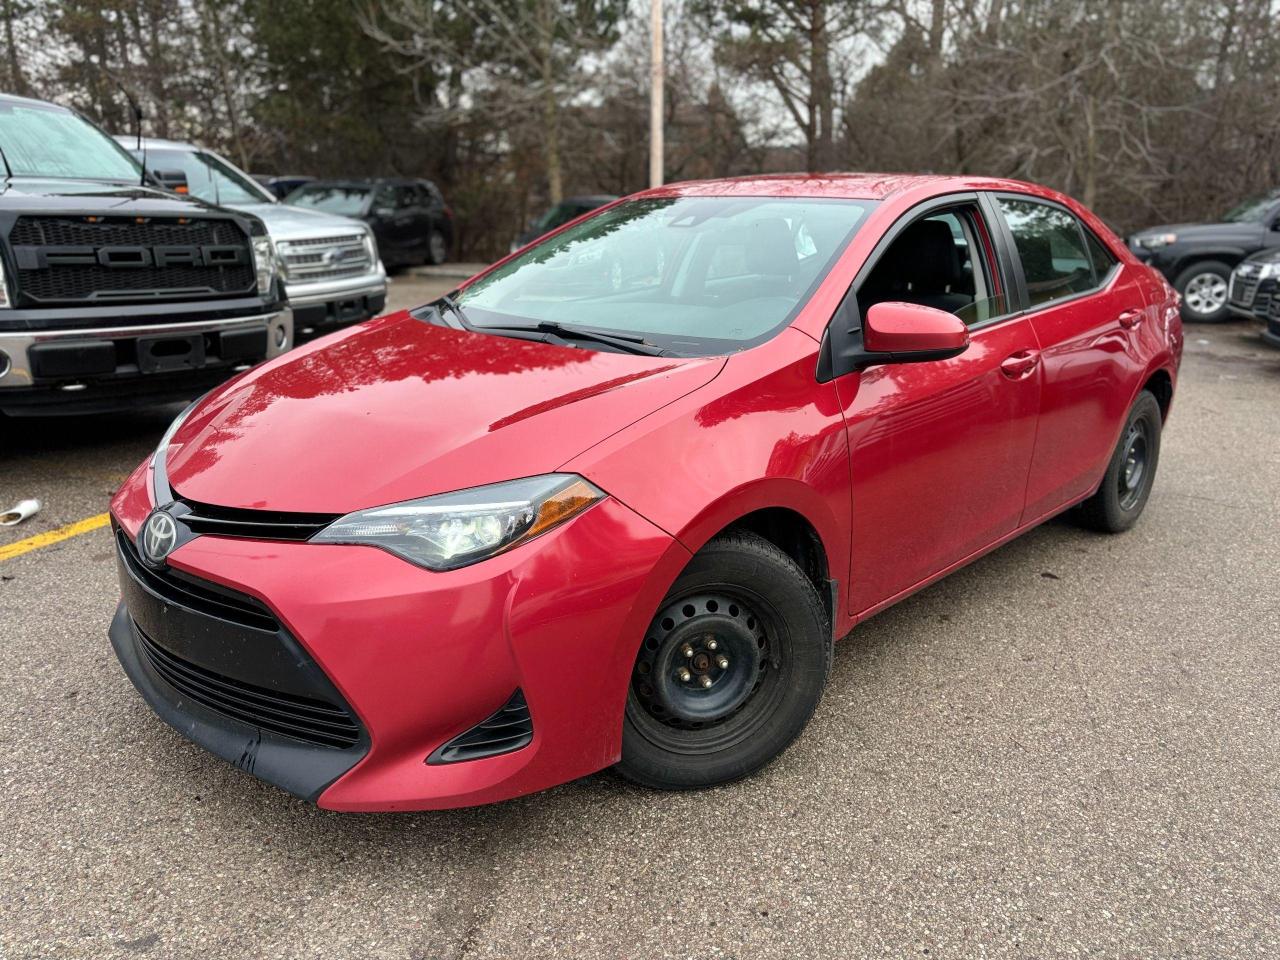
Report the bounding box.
[1174,260,1232,323]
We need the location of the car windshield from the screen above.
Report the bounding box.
[458,196,875,355]
[287,185,371,216]
[0,99,141,181]
[1222,194,1277,222]
[141,147,273,204]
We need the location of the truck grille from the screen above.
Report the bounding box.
[9,215,255,305]
[277,234,373,283]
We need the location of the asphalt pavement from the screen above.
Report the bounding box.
[1,291,1278,959]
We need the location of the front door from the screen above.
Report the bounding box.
[832,198,1043,615]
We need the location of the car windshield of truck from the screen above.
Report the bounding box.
[286,185,370,216]
[455,196,875,356]
[142,147,274,205]
[1222,195,1277,222]
[0,100,141,181]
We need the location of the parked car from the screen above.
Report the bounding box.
[119,138,387,340]
[1128,190,1280,322]
[0,94,290,416]
[510,194,617,253]
[108,173,1181,811]
[255,174,315,200]
[286,178,453,270]
[1227,246,1280,327]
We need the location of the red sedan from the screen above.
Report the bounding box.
[108,174,1182,810]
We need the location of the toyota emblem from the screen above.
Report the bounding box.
[140,509,179,567]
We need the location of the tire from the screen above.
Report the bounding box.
[426,229,448,266]
[1076,390,1162,533]
[1173,260,1232,323]
[617,529,832,790]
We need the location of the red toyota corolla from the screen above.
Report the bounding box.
[108,174,1182,810]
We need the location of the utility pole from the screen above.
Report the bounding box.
[649,0,664,188]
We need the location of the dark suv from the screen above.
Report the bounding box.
[0,94,290,416]
[1128,190,1280,322]
[285,178,453,270]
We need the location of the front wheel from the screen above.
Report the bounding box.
[1075,390,1163,533]
[1174,261,1232,323]
[617,530,832,790]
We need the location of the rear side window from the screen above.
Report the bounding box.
[1085,229,1118,280]
[997,197,1097,308]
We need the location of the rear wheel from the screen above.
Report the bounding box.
[1174,261,1232,323]
[426,229,448,266]
[1076,390,1162,533]
[617,530,831,790]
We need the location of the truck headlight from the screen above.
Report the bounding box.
[0,259,10,308]
[251,236,279,296]
[1137,233,1177,250]
[362,227,380,266]
[311,474,605,571]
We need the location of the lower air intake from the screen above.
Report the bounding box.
[427,690,533,765]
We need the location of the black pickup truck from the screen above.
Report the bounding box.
[0,93,291,416]
[1127,190,1280,323]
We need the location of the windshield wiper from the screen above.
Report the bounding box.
[436,293,472,330]
[477,320,665,356]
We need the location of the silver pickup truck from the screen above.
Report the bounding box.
[118,137,387,339]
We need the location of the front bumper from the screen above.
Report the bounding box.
[284,269,388,336]
[0,309,293,415]
[108,461,687,810]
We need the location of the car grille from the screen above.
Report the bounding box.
[1230,273,1261,308]
[9,215,256,305]
[277,234,373,283]
[135,622,361,749]
[176,496,338,542]
[117,528,278,632]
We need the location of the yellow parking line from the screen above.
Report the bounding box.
[0,513,111,563]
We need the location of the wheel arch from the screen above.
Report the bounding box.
[1171,252,1245,278]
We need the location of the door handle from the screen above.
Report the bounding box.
[1117,309,1142,328]
[1000,350,1040,379]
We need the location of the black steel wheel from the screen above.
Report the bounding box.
[617,530,831,790]
[1076,389,1163,533]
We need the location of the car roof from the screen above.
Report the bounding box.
[638,172,1056,203]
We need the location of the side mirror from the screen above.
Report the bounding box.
[821,301,969,379]
[863,301,970,358]
[153,169,189,195]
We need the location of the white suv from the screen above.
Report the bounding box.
[117,137,387,339]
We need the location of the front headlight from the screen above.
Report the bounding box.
[0,257,11,308]
[1257,261,1280,280]
[251,236,278,296]
[311,474,605,571]
[362,227,380,267]
[1138,232,1177,250]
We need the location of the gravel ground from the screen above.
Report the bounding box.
[1,296,1277,959]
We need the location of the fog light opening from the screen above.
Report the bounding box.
[274,324,288,349]
[0,349,9,378]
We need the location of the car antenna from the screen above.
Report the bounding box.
[95,63,147,187]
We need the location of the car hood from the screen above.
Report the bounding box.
[165,311,725,513]
[228,202,369,241]
[1133,221,1263,243]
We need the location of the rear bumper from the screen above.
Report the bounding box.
[108,466,687,811]
[0,309,293,415]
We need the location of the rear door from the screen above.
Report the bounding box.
[989,193,1149,520]
[834,195,1043,615]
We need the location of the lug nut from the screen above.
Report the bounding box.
[706,639,718,651]
[700,675,714,689]
[677,668,692,683]
[681,643,694,658]
[717,655,729,669]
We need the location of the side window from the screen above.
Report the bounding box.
[857,203,1008,327]
[998,197,1097,308]
[374,186,396,211]
[395,185,417,209]
[1085,229,1117,281]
